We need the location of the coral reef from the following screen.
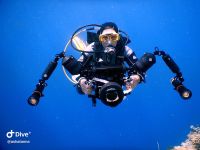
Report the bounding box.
[171,125,200,150]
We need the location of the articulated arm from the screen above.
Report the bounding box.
[129,47,192,99]
[27,52,65,106]
[154,47,192,99]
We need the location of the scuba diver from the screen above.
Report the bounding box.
[73,22,141,99]
[27,22,192,107]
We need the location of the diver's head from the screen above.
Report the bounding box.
[98,22,120,48]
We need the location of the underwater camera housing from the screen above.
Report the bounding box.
[98,82,124,107]
[62,53,125,107]
[99,82,124,107]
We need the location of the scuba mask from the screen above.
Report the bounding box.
[99,33,120,43]
[99,33,120,48]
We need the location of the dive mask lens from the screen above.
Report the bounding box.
[99,34,120,43]
[110,34,120,41]
[99,35,109,42]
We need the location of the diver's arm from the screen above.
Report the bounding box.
[125,74,140,90]
[72,43,94,94]
[124,46,145,80]
[72,44,93,82]
[124,46,142,90]
[124,46,138,66]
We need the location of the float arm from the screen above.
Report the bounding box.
[27,52,65,106]
[154,47,192,99]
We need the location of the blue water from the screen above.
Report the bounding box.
[0,0,200,150]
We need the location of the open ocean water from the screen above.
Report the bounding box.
[0,0,200,150]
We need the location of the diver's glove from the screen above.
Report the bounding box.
[125,75,140,91]
[78,77,93,95]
